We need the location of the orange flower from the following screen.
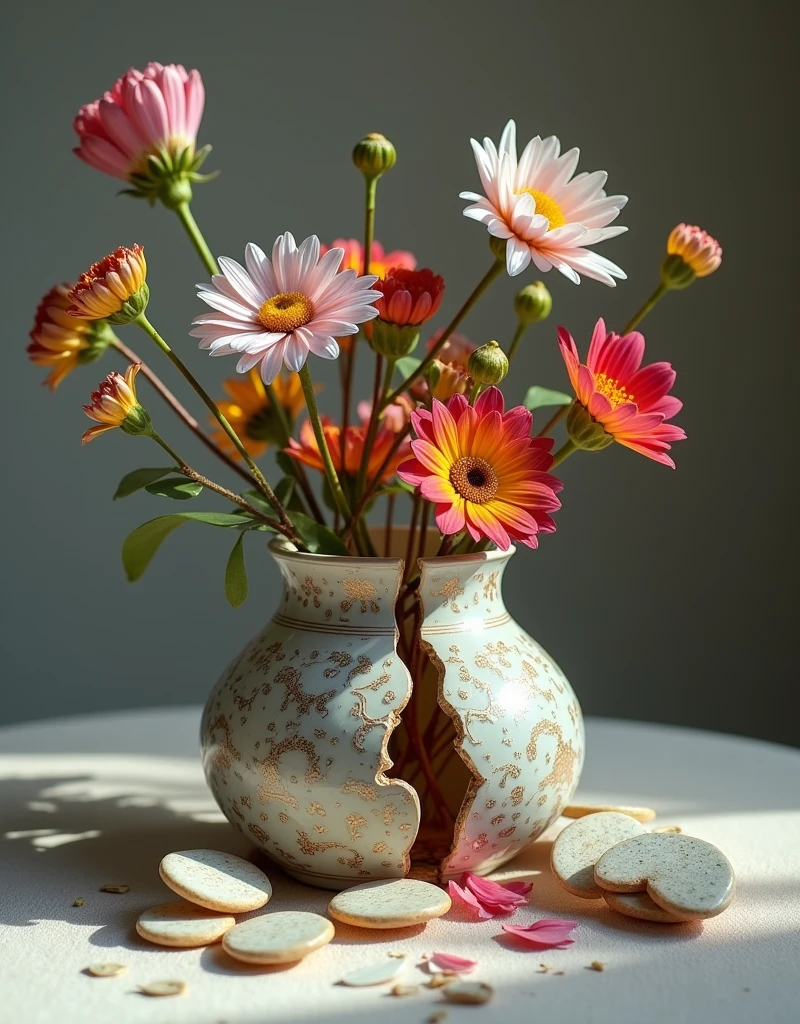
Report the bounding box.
[286,417,411,484]
[82,363,149,444]
[69,245,148,322]
[322,239,416,278]
[211,370,305,459]
[28,284,113,389]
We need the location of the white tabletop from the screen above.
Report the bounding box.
[1,708,798,1024]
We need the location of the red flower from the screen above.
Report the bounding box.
[374,268,445,327]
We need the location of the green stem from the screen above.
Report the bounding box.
[264,383,325,522]
[174,202,218,276]
[623,282,668,334]
[551,438,579,467]
[356,356,394,500]
[385,258,504,406]
[363,177,377,276]
[297,363,359,545]
[536,401,573,438]
[469,381,483,405]
[147,430,288,533]
[507,321,527,362]
[134,314,295,536]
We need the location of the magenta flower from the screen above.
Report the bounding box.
[448,872,533,918]
[73,63,208,195]
[502,919,578,949]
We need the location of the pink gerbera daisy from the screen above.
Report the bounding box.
[190,233,380,383]
[398,387,562,550]
[558,318,686,467]
[460,119,627,284]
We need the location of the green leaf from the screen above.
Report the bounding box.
[224,533,248,608]
[523,386,573,411]
[275,450,297,477]
[145,478,204,500]
[395,356,422,381]
[290,511,350,556]
[274,476,295,507]
[113,467,176,500]
[122,512,246,582]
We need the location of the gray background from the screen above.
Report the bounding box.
[2,1,797,745]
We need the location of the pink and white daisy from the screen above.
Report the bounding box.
[190,233,381,383]
[460,119,628,285]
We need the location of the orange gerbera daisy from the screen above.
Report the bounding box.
[286,417,411,485]
[28,284,114,389]
[211,370,305,459]
[398,387,562,549]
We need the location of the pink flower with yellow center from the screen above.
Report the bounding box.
[321,239,416,278]
[81,363,145,444]
[73,63,206,182]
[666,223,722,278]
[27,284,113,389]
[460,119,627,284]
[398,387,562,550]
[191,233,380,383]
[558,318,686,468]
[68,245,148,322]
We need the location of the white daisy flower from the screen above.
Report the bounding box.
[190,232,380,383]
[460,119,628,285]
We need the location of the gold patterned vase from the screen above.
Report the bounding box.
[201,534,584,890]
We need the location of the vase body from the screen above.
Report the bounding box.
[201,537,583,889]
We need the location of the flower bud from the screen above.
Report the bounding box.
[468,340,509,386]
[120,404,153,437]
[69,245,149,324]
[369,320,420,358]
[427,359,471,401]
[661,223,722,290]
[352,133,396,180]
[566,402,614,452]
[82,363,150,444]
[514,281,552,325]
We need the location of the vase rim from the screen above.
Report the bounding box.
[268,535,516,566]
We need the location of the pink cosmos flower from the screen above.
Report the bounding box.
[191,233,380,383]
[398,388,562,550]
[448,872,533,918]
[73,63,205,181]
[502,919,578,949]
[558,318,686,468]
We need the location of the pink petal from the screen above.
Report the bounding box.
[448,880,495,919]
[502,919,578,948]
[463,872,530,912]
[500,880,534,896]
[428,952,479,974]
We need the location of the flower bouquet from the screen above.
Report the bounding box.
[29,62,721,887]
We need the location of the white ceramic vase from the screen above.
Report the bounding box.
[201,536,584,889]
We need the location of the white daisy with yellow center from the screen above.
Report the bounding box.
[191,233,380,383]
[460,119,628,285]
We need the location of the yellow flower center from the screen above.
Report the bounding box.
[594,372,634,407]
[258,291,314,333]
[450,456,499,504]
[515,189,566,230]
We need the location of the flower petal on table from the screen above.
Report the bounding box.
[501,919,578,948]
[463,872,530,910]
[448,880,494,919]
[428,952,479,973]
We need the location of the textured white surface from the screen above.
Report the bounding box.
[1,708,798,1024]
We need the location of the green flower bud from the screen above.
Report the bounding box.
[660,253,697,290]
[157,173,194,210]
[119,404,153,437]
[514,281,552,325]
[566,402,614,452]
[468,340,509,386]
[369,319,420,359]
[106,282,150,326]
[77,321,116,366]
[352,133,397,180]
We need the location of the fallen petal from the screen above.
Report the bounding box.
[463,872,529,912]
[448,880,494,919]
[501,880,534,896]
[429,952,479,974]
[502,919,578,948]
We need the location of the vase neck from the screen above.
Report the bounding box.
[417,549,512,628]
